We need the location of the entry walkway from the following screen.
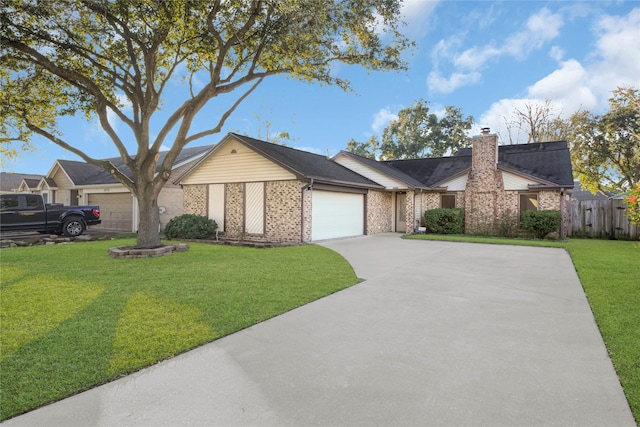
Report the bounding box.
[2,234,634,426]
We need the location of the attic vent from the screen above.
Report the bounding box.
[480,127,490,135]
[230,149,237,154]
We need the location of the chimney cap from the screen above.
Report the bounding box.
[480,127,491,135]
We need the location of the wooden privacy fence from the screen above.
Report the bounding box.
[569,198,639,240]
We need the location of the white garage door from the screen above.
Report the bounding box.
[312,190,364,241]
[88,193,134,232]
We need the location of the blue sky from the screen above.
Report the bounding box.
[6,0,640,175]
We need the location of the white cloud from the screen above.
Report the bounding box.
[371,107,398,133]
[427,70,481,94]
[399,0,439,38]
[549,46,565,62]
[429,7,564,94]
[478,7,640,143]
[527,59,598,111]
[587,7,640,105]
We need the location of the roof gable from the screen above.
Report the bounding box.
[179,133,381,189]
[232,134,380,188]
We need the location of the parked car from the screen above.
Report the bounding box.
[0,193,101,236]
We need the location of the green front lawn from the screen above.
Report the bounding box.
[0,240,359,421]
[406,233,640,422]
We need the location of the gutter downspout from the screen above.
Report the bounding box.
[301,178,313,243]
[560,187,565,239]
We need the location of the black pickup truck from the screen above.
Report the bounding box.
[0,193,101,237]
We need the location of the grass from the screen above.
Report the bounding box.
[406,233,640,422]
[2,236,638,422]
[0,239,359,421]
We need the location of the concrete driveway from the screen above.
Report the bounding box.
[3,234,634,426]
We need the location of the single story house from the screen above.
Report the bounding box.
[29,145,212,232]
[177,130,574,243]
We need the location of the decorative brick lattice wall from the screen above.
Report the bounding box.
[367,190,392,234]
[183,185,207,216]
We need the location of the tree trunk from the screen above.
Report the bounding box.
[135,187,162,248]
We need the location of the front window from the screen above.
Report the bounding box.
[441,194,456,209]
[519,193,538,213]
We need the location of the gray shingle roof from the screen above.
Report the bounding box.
[230,134,382,188]
[385,141,574,188]
[55,145,213,186]
[0,172,44,192]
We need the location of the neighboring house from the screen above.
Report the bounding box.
[31,145,212,232]
[569,181,609,202]
[178,130,574,243]
[0,172,44,194]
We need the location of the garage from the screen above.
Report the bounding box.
[311,190,364,241]
[87,193,134,232]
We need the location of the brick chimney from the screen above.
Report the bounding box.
[471,127,498,175]
[464,128,505,233]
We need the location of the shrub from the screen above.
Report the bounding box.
[520,210,561,239]
[423,208,464,234]
[494,210,523,238]
[164,214,217,239]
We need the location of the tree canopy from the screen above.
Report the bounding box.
[0,0,412,247]
[569,87,640,194]
[347,99,474,160]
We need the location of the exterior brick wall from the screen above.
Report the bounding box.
[265,180,305,243]
[224,183,244,239]
[539,191,560,210]
[455,192,465,210]
[367,190,392,234]
[405,190,415,233]
[182,180,309,243]
[302,186,312,242]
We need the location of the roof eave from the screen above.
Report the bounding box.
[335,151,426,189]
[310,176,384,190]
[527,184,575,191]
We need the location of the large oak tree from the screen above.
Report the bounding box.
[379,99,473,159]
[0,0,411,248]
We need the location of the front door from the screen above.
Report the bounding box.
[396,192,406,232]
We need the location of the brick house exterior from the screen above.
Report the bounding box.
[177,134,381,244]
[337,129,574,238]
[179,132,574,243]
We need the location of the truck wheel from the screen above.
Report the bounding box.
[62,217,86,237]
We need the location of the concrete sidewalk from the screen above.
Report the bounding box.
[2,234,634,426]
